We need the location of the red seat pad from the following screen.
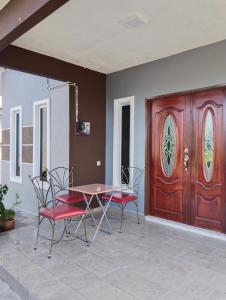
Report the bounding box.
[56,192,88,204]
[102,192,137,204]
[40,204,86,220]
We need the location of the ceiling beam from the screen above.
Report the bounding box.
[0,45,105,83]
[0,0,69,52]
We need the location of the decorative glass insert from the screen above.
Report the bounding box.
[162,114,177,176]
[203,109,214,182]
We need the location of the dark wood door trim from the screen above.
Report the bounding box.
[0,0,69,52]
[144,100,151,215]
[146,84,226,101]
[222,88,226,232]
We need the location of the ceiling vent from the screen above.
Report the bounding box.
[120,13,148,29]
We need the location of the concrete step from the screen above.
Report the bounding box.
[0,277,21,299]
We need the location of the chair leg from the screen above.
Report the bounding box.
[34,215,41,250]
[65,218,70,237]
[134,200,140,224]
[122,206,126,220]
[82,217,88,244]
[48,220,55,259]
[119,204,124,233]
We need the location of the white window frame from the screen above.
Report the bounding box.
[10,106,22,183]
[33,99,50,179]
[113,96,135,187]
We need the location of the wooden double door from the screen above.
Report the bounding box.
[148,87,226,232]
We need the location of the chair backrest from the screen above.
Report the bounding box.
[29,175,54,209]
[121,167,143,196]
[48,167,73,194]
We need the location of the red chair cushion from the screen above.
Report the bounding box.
[40,204,86,220]
[56,192,86,204]
[102,192,137,204]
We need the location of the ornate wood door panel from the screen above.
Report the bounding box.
[191,89,226,231]
[150,95,191,223]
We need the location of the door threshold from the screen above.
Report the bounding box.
[145,215,226,242]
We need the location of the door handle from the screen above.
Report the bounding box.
[184,148,189,171]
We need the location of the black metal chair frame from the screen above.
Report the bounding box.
[49,166,97,228]
[118,166,143,233]
[48,166,73,195]
[29,175,88,258]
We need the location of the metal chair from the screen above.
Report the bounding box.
[48,167,85,205]
[29,175,87,258]
[49,167,96,227]
[102,167,143,233]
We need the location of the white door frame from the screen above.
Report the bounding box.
[113,96,135,187]
[33,98,50,178]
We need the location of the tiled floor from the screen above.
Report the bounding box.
[1,209,226,299]
[0,278,21,299]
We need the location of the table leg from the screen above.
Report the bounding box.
[89,196,112,243]
[96,194,112,235]
[73,193,97,242]
[83,193,97,227]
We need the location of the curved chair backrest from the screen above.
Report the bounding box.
[121,167,143,196]
[48,167,73,194]
[29,175,54,209]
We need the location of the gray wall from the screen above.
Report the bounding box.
[1,70,69,215]
[0,72,2,96]
[106,39,226,214]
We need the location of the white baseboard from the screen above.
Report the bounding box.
[145,215,226,242]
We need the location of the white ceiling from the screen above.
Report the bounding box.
[13,0,226,74]
[0,0,10,11]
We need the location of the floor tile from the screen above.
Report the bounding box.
[2,209,226,300]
